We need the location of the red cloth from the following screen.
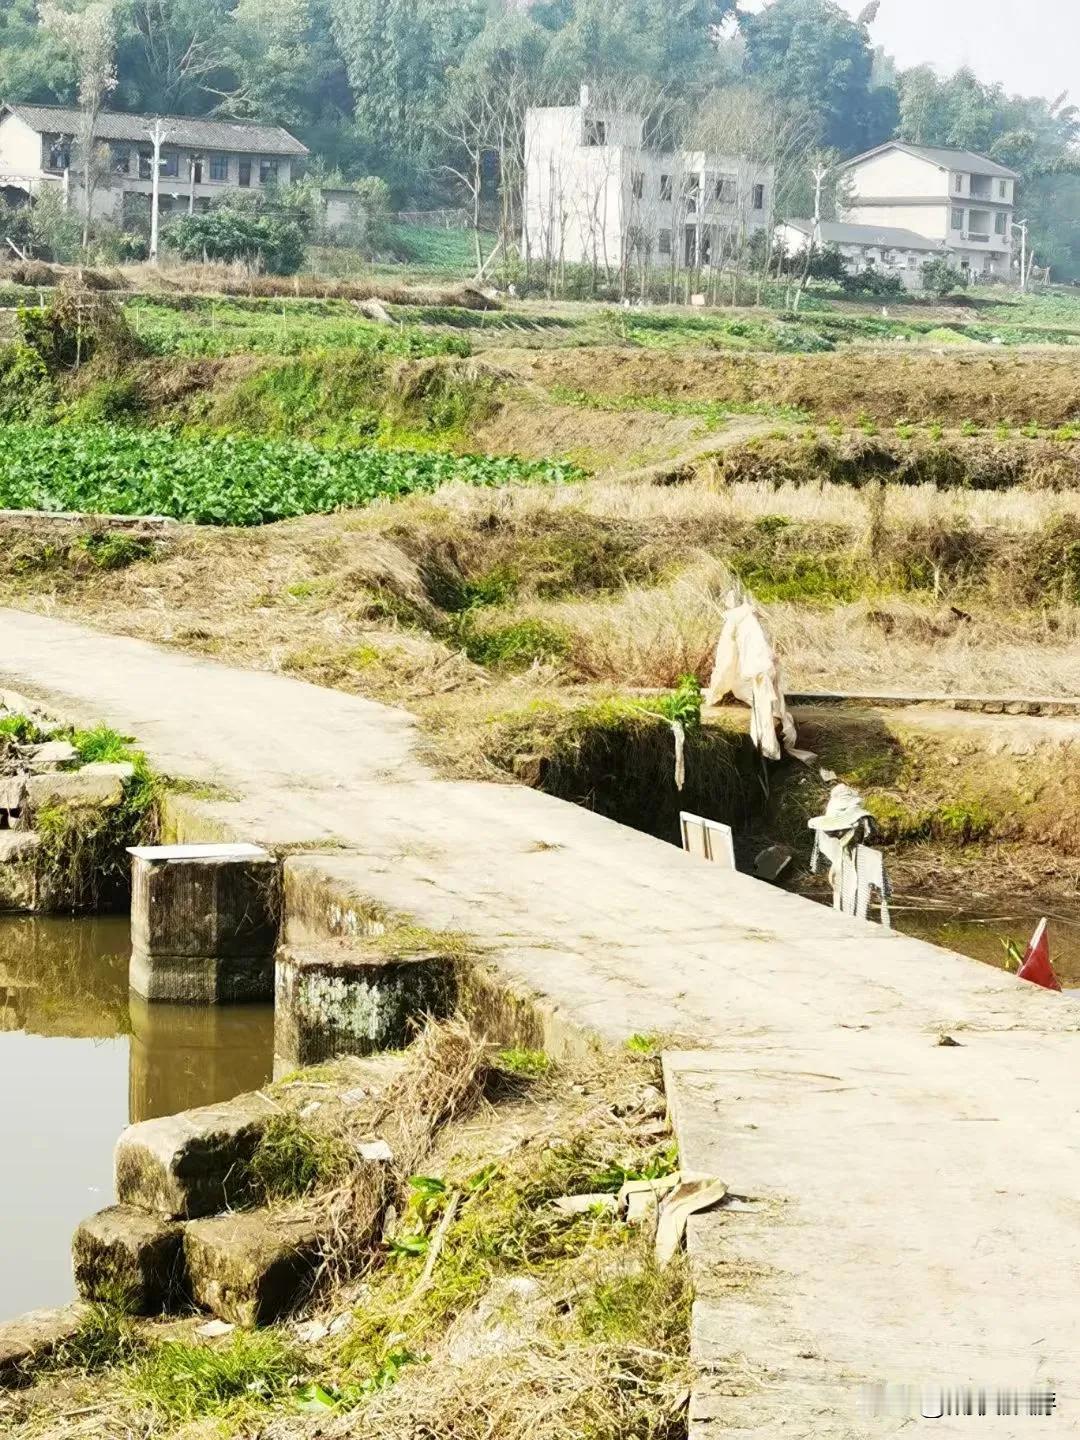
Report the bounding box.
[1017,918,1062,993]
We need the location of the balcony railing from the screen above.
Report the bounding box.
[967,232,991,243]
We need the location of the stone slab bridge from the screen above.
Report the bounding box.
[3,607,1078,1438]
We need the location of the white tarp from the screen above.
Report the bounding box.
[704,600,797,761]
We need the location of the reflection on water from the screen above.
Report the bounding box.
[0,915,273,1318]
[894,902,1080,988]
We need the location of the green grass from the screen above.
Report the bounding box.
[248,1113,353,1201]
[0,712,46,744]
[386,223,489,275]
[0,422,585,526]
[495,1048,551,1078]
[547,385,809,426]
[68,724,137,764]
[122,296,472,360]
[132,1330,300,1425]
[48,1297,144,1374]
[458,616,572,671]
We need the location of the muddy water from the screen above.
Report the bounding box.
[0,916,273,1319]
[896,902,1080,987]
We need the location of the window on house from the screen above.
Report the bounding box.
[111,144,131,176]
[259,158,279,185]
[239,158,251,187]
[995,210,1007,235]
[583,118,606,147]
[752,183,765,211]
[658,228,672,256]
[159,150,179,179]
[999,180,1008,198]
[190,156,203,184]
[631,172,644,200]
[907,253,918,269]
[954,174,964,192]
[44,135,71,172]
[139,149,153,180]
[660,174,672,201]
[951,207,965,231]
[209,154,228,182]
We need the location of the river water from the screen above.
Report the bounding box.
[0,915,273,1319]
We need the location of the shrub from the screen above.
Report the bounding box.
[922,257,970,297]
[0,343,55,421]
[169,201,308,275]
[841,266,907,300]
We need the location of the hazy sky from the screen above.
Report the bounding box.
[743,1,1077,101]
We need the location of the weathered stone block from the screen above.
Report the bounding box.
[128,843,280,1003]
[114,1093,275,1218]
[184,1212,322,1327]
[274,941,456,1069]
[0,831,39,912]
[27,767,127,811]
[0,1304,87,1387]
[26,740,78,773]
[72,1204,184,1314]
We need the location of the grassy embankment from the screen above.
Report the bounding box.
[3,1027,692,1440]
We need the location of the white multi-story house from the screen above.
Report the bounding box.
[524,88,775,273]
[0,102,309,223]
[839,141,1019,282]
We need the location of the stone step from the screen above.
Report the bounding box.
[115,1093,277,1219]
[0,1304,88,1387]
[183,1211,323,1327]
[72,1204,184,1315]
[128,843,280,1004]
[0,830,39,912]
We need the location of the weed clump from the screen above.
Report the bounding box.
[248,1113,354,1202]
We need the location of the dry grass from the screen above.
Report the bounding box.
[770,601,1080,698]
[522,346,1080,427]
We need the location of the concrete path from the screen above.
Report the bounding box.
[3,608,1079,1434]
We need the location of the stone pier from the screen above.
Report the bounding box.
[128,843,279,1004]
[274,939,457,1074]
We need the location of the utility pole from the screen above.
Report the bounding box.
[794,161,830,314]
[1012,217,1029,291]
[145,118,171,266]
[189,153,202,216]
[811,162,828,247]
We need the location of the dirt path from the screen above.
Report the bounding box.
[3,608,1080,1435]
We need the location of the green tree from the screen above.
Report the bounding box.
[539,0,735,91]
[330,0,487,195]
[0,0,74,101]
[741,0,898,153]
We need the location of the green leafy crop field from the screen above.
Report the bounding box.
[0,424,583,525]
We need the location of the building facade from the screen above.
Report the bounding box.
[523,88,775,272]
[778,218,946,291]
[0,103,309,223]
[839,141,1019,282]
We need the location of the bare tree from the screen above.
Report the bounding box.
[130,0,225,112]
[40,0,118,249]
[691,87,817,306]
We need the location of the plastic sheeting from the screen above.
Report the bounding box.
[705,601,797,762]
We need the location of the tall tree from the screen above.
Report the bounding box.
[0,0,74,103]
[741,0,898,154]
[113,0,234,114]
[539,0,735,92]
[331,0,486,194]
